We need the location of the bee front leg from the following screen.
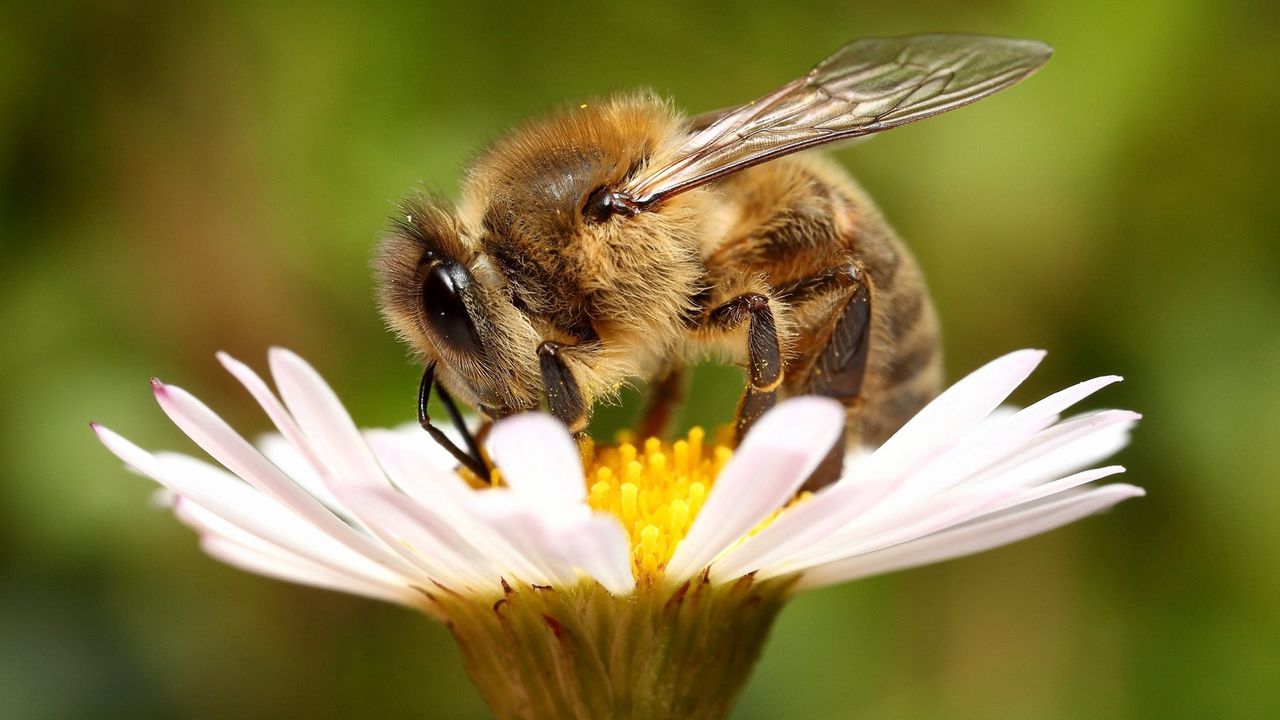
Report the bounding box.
[537,341,588,433]
[704,293,784,443]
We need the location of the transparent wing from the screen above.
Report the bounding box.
[626,34,1052,205]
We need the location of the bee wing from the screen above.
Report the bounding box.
[682,105,735,134]
[626,34,1052,205]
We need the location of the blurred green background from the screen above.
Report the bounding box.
[2,1,1277,718]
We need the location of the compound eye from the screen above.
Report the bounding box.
[420,260,484,357]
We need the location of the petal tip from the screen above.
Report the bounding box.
[214,351,241,370]
[1103,482,1146,500]
[88,420,120,448]
[1012,348,1049,369]
[267,346,300,365]
[987,348,1047,379]
[90,422,128,451]
[89,422,116,445]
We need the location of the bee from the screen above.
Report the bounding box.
[376,34,1052,488]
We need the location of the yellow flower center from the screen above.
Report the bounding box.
[581,427,733,580]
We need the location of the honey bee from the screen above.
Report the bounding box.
[376,34,1052,488]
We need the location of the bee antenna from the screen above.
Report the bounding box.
[418,364,490,479]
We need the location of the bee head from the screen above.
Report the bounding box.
[379,97,715,421]
[374,195,543,417]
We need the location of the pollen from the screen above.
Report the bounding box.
[581,427,734,580]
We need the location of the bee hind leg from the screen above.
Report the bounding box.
[783,269,872,491]
[636,365,686,440]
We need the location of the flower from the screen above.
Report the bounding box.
[93,347,1142,719]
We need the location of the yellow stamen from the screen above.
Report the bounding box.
[583,427,736,580]
[477,425,805,582]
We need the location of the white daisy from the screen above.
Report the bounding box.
[94,347,1142,719]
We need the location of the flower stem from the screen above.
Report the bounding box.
[424,574,793,720]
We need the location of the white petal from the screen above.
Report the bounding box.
[328,484,499,592]
[199,534,416,606]
[766,419,1134,577]
[390,420,468,471]
[968,410,1139,490]
[1000,375,1123,436]
[856,349,1045,482]
[255,432,342,510]
[423,481,568,588]
[714,416,1129,582]
[958,376,1121,452]
[468,491,577,587]
[743,406,1136,580]
[895,375,1124,499]
[174,497,417,605]
[95,424,410,586]
[709,473,898,582]
[486,413,585,508]
[665,397,844,583]
[991,466,1127,512]
[794,484,1145,591]
[267,348,388,491]
[364,429,472,507]
[154,452,397,581]
[756,486,1017,580]
[146,382,419,578]
[218,352,339,506]
[552,515,635,595]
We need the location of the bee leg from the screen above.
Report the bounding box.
[418,363,490,479]
[537,341,588,433]
[774,261,861,305]
[805,280,871,405]
[636,365,686,439]
[735,386,779,445]
[791,270,873,492]
[706,293,784,443]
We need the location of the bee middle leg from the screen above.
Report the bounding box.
[700,292,784,443]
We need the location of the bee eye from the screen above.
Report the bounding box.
[420,261,484,357]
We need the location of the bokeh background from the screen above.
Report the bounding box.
[3,1,1278,718]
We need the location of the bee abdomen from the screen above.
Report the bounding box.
[858,255,943,444]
